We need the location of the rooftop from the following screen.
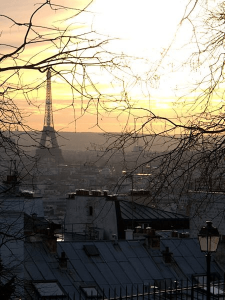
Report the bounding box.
[24,236,223,299]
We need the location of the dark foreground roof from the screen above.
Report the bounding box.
[24,237,223,299]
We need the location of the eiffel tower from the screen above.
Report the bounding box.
[36,69,64,163]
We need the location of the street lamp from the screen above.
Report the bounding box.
[198,221,220,300]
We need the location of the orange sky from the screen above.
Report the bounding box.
[1,0,215,133]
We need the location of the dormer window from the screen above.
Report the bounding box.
[81,286,99,298]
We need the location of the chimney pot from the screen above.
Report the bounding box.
[59,251,68,269]
[162,247,173,263]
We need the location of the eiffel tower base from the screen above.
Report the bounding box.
[36,126,64,163]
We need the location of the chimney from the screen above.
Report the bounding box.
[32,213,38,220]
[135,226,142,233]
[171,230,178,238]
[179,232,190,238]
[112,234,118,245]
[58,251,68,269]
[44,228,57,253]
[124,229,134,240]
[146,227,156,236]
[103,190,108,196]
[133,226,145,239]
[162,247,173,263]
[145,227,160,249]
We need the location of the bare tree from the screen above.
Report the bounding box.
[1,0,225,296]
[0,0,138,183]
[93,0,225,227]
[0,1,139,297]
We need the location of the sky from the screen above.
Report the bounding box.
[0,0,210,133]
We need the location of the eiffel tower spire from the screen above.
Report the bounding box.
[36,69,64,163]
[44,69,54,127]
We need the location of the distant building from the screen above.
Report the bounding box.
[65,190,189,240]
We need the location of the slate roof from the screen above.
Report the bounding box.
[116,201,189,235]
[24,237,223,299]
[119,201,187,221]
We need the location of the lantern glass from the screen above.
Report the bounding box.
[198,221,220,253]
[198,235,220,252]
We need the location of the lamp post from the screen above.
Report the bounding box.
[198,221,220,300]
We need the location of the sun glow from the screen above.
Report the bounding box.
[1,0,195,132]
[91,0,185,56]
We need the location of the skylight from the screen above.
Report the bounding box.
[83,245,100,256]
[33,281,66,297]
